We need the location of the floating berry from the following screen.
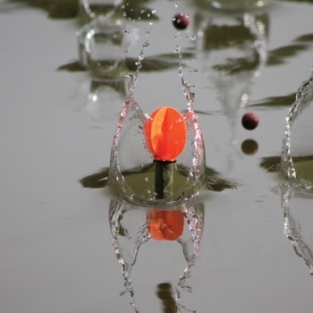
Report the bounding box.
[172,13,189,30]
[241,112,259,130]
[144,106,187,161]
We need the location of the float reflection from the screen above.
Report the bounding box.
[109,196,205,312]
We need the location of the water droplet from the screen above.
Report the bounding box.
[142,40,150,48]
[197,30,204,38]
[174,45,180,54]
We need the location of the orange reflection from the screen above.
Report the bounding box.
[148,210,184,241]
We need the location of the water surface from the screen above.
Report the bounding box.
[1,0,313,312]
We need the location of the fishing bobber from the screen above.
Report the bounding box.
[144,106,187,199]
[144,106,187,162]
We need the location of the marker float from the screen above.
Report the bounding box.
[144,106,187,240]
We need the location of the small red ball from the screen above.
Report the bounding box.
[172,13,189,30]
[242,112,259,130]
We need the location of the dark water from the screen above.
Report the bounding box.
[1,0,313,312]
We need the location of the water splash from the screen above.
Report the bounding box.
[280,71,313,191]
[109,84,205,205]
[281,185,313,275]
[277,71,313,275]
[110,198,150,312]
[175,203,204,311]
[126,16,155,97]
[107,2,205,206]
[109,198,204,312]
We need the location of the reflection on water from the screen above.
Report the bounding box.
[0,0,159,20]
[78,0,159,24]
[78,0,122,24]
[58,53,192,74]
[281,185,313,274]
[82,78,126,122]
[77,15,128,79]
[241,138,258,155]
[190,8,268,172]
[250,92,296,109]
[197,10,268,117]
[267,32,313,66]
[156,283,177,313]
[80,165,236,192]
[109,197,204,312]
[1,0,78,19]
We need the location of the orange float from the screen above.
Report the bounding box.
[144,106,187,161]
[148,210,184,241]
